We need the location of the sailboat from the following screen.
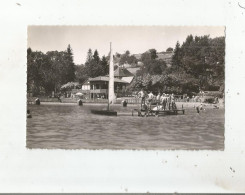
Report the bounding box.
[91,43,117,116]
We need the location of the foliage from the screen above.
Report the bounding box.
[75,65,88,84]
[27,34,225,97]
[171,35,225,91]
[82,49,109,78]
[166,47,173,52]
[119,50,137,65]
[128,71,199,95]
[61,82,81,90]
[27,45,76,96]
[138,49,167,75]
[129,34,224,95]
[149,49,158,60]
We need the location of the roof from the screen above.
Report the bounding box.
[127,67,140,75]
[82,79,90,85]
[89,76,129,83]
[121,76,134,83]
[114,67,134,77]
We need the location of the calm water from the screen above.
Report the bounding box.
[27,103,224,150]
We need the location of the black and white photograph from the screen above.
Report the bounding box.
[1,0,245,192]
[27,26,225,150]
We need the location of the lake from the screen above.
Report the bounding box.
[26,103,224,150]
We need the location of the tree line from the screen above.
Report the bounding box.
[129,35,225,96]
[27,35,225,97]
[27,46,110,96]
[27,45,75,96]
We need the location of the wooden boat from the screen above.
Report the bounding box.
[91,109,117,116]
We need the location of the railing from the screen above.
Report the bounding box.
[90,89,108,93]
[123,98,141,104]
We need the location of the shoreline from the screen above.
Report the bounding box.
[27,101,224,110]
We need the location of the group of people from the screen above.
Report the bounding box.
[138,89,177,111]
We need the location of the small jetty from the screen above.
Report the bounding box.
[132,108,185,117]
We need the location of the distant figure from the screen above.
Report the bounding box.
[200,103,203,110]
[196,106,200,113]
[35,98,40,105]
[57,94,61,102]
[196,103,205,113]
[156,92,161,110]
[122,99,127,107]
[213,105,219,109]
[215,97,219,104]
[171,94,177,110]
[147,91,154,110]
[142,103,148,111]
[138,89,145,109]
[160,93,167,110]
[77,99,83,106]
[27,109,32,118]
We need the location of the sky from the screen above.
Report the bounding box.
[28,26,225,64]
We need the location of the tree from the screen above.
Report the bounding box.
[27,49,46,95]
[149,49,158,60]
[119,50,137,65]
[125,50,130,56]
[93,49,100,63]
[172,41,182,70]
[100,56,109,75]
[166,47,173,52]
[86,48,93,62]
[75,65,89,84]
[170,35,225,91]
[85,49,107,78]
[65,44,75,82]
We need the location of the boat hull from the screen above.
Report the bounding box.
[91,109,117,116]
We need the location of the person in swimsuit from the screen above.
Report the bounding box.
[138,89,145,109]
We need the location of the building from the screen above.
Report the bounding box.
[81,80,90,90]
[89,76,129,99]
[113,67,135,84]
[73,67,135,99]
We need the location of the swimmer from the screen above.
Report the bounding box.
[27,109,32,118]
[213,105,219,109]
[35,98,40,105]
[77,99,83,106]
[200,103,203,110]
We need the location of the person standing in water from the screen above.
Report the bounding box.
[161,93,167,110]
[27,109,32,118]
[156,92,161,110]
[138,89,145,109]
[171,94,176,110]
[147,91,154,110]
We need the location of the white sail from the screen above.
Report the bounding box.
[108,42,115,105]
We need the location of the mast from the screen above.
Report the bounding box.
[108,42,115,110]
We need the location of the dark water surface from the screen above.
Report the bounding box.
[27,103,224,150]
